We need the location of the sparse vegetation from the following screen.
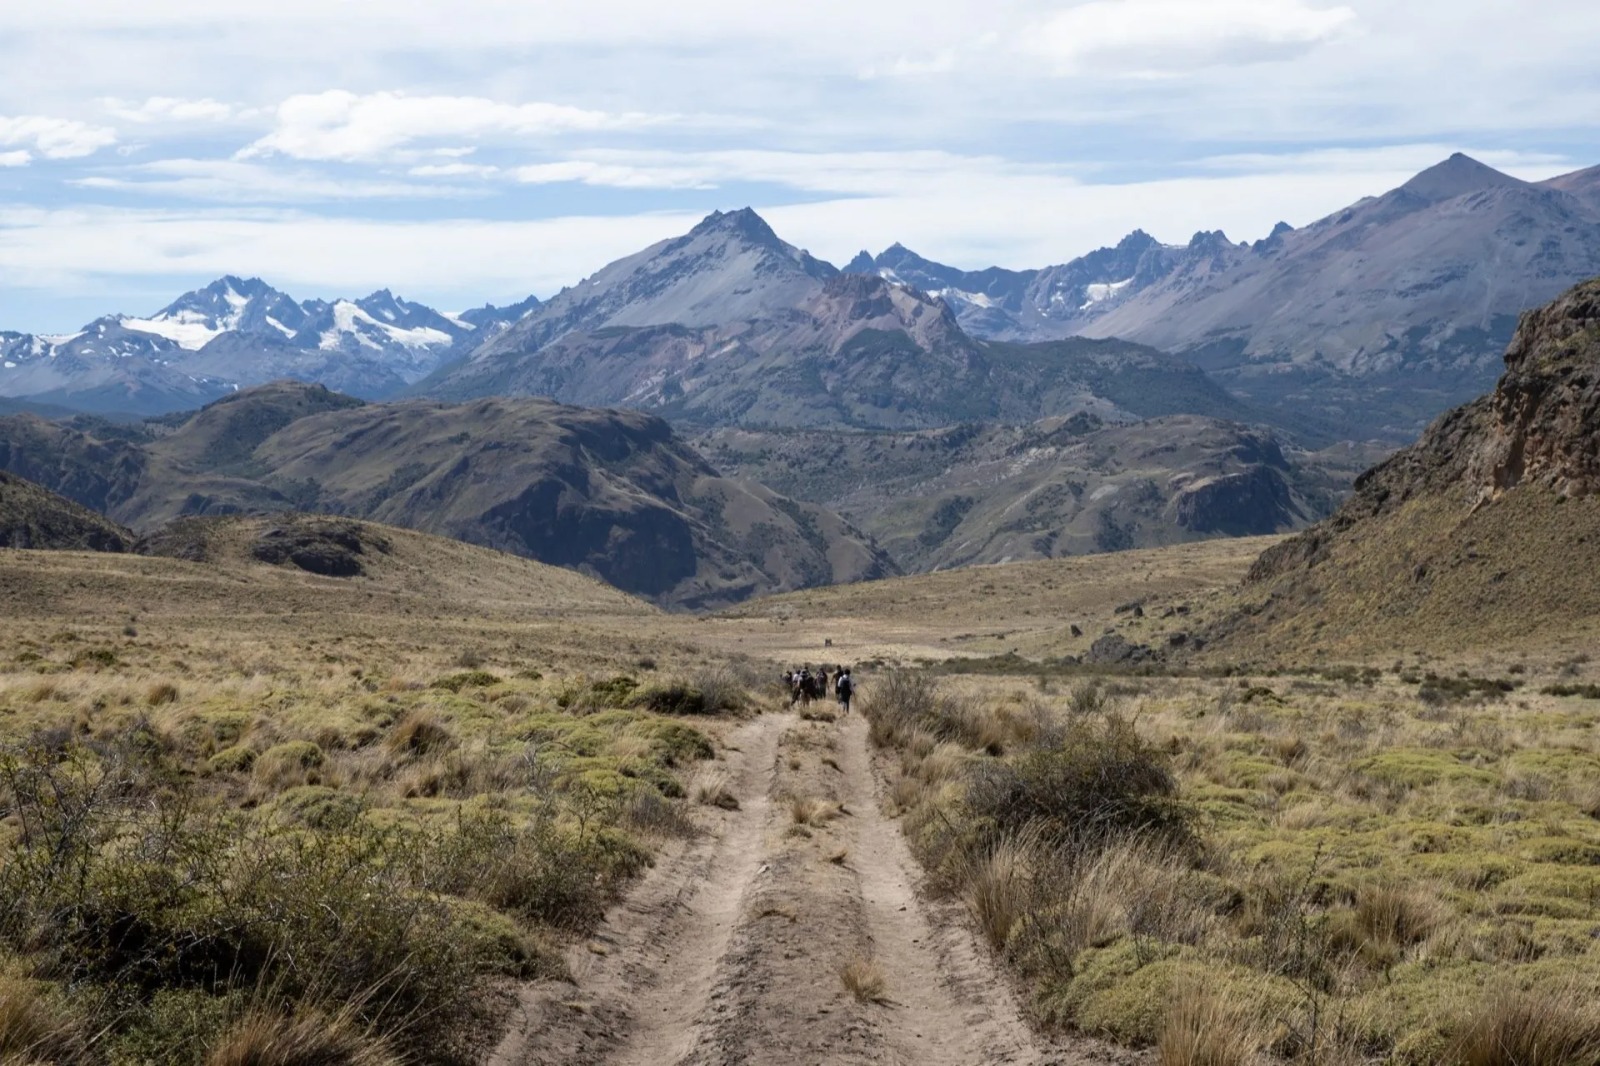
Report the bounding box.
[839,957,889,1004]
[865,667,1600,1062]
[0,534,753,1065]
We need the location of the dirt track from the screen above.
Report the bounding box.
[490,710,1142,1066]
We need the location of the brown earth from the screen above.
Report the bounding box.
[489,710,1144,1066]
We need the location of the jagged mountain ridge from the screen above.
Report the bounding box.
[0,380,894,609]
[0,277,541,416]
[844,155,1600,438]
[1206,275,1600,656]
[424,219,1252,432]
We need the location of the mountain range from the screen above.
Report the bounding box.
[0,381,892,609]
[843,155,1600,437]
[420,210,1248,431]
[5,155,1597,442]
[0,277,540,416]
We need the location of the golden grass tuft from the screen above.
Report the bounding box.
[0,973,81,1063]
[693,770,740,810]
[788,795,841,828]
[1447,986,1600,1066]
[1158,982,1263,1066]
[964,830,1044,950]
[146,681,180,706]
[205,1007,398,1066]
[383,712,455,759]
[839,957,889,1004]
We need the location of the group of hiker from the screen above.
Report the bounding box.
[783,665,854,712]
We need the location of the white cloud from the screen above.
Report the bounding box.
[1025,0,1357,75]
[240,90,669,162]
[513,160,715,190]
[0,150,29,167]
[0,205,707,310]
[104,96,237,123]
[71,158,476,202]
[1196,144,1575,178]
[0,115,117,159]
[0,154,1536,315]
[409,162,500,178]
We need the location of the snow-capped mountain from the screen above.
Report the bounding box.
[0,278,540,415]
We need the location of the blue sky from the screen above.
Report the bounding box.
[2,0,1596,332]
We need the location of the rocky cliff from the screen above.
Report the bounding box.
[1217,277,1600,657]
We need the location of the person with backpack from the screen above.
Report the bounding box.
[835,667,854,715]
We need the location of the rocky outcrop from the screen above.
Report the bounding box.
[1466,280,1600,501]
[1215,276,1600,656]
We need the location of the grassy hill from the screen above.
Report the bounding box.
[0,382,895,610]
[0,469,134,552]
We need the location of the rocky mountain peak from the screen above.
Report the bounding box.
[843,250,876,274]
[1399,152,1526,205]
[690,207,785,248]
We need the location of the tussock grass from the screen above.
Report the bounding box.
[1447,986,1600,1066]
[0,972,82,1064]
[693,769,740,810]
[206,1007,397,1066]
[839,957,889,1004]
[1158,983,1263,1066]
[789,795,841,828]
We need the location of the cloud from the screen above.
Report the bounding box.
[0,115,117,159]
[0,205,707,312]
[104,96,237,123]
[506,148,1065,195]
[513,160,715,190]
[240,90,669,162]
[70,158,477,202]
[1196,144,1575,178]
[1025,0,1357,75]
[0,150,29,167]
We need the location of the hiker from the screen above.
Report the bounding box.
[835,667,854,715]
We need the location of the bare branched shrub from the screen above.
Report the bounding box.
[964,712,1193,857]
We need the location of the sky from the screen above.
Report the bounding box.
[1,1,1596,332]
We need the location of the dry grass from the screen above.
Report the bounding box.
[963,830,1044,950]
[788,795,841,828]
[1447,986,1600,1066]
[1158,983,1263,1066]
[693,769,740,810]
[839,957,889,1004]
[0,973,81,1064]
[206,1007,397,1066]
[0,536,751,1064]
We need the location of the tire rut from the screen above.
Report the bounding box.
[490,707,1143,1066]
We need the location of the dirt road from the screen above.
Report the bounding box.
[490,710,1140,1066]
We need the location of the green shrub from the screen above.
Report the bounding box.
[630,682,709,716]
[431,670,499,693]
[965,712,1193,855]
[207,744,256,774]
[254,741,324,787]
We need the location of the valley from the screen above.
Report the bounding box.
[3,143,1600,1066]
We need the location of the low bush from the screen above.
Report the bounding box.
[431,670,500,693]
[964,712,1193,855]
